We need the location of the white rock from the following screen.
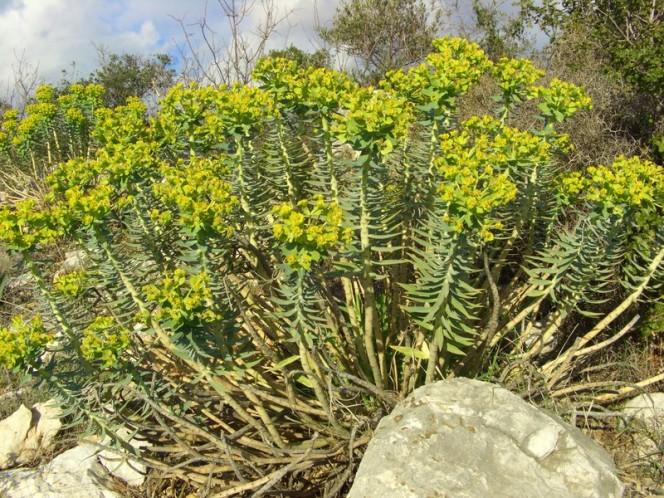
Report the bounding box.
[0,400,63,469]
[0,443,120,498]
[6,273,35,292]
[622,393,664,430]
[0,405,33,469]
[621,393,664,460]
[99,427,149,486]
[61,250,87,273]
[349,378,624,498]
[21,400,63,463]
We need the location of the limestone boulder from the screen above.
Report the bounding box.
[99,427,149,486]
[0,443,120,498]
[0,400,63,469]
[0,405,33,469]
[349,378,624,498]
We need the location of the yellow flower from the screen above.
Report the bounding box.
[272,195,349,269]
[0,315,51,370]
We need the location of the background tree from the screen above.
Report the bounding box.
[471,0,530,60]
[90,50,175,107]
[266,45,331,69]
[525,0,664,98]
[523,0,664,161]
[319,0,447,82]
[174,0,291,85]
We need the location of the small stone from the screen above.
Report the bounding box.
[61,250,87,273]
[0,400,63,469]
[622,393,664,431]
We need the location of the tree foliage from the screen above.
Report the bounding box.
[91,51,175,107]
[526,0,664,98]
[266,45,331,69]
[319,0,446,81]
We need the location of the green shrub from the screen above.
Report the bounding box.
[0,83,104,200]
[0,37,662,495]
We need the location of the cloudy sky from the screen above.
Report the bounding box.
[0,0,540,96]
[0,0,340,87]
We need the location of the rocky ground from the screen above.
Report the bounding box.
[0,378,661,497]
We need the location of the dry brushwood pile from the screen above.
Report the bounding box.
[0,37,663,496]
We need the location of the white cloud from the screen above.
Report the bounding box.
[0,0,204,87]
[0,0,341,91]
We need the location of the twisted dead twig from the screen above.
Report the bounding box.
[208,434,319,498]
[250,433,319,498]
[323,423,365,498]
[543,314,641,389]
[543,246,664,378]
[325,368,399,406]
[592,372,664,405]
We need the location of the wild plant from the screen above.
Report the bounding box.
[0,38,662,495]
[0,83,105,201]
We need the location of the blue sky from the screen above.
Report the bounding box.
[0,0,544,95]
[0,0,340,88]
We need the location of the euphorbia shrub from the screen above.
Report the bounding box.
[0,83,105,199]
[0,38,662,495]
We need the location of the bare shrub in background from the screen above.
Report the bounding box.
[173,0,293,86]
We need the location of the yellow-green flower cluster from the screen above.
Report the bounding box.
[47,157,100,193]
[160,84,276,146]
[93,97,149,146]
[436,118,527,240]
[48,141,160,196]
[152,156,237,235]
[95,141,162,189]
[490,125,552,166]
[53,270,87,298]
[13,101,57,152]
[426,37,492,93]
[80,316,130,368]
[41,141,164,232]
[333,88,413,156]
[254,57,357,114]
[57,83,105,129]
[454,115,552,168]
[0,315,51,370]
[0,84,105,157]
[253,57,302,106]
[35,85,56,103]
[0,109,19,154]
[272,195,351,269]
[157,83,219,149]
[61,184,114,227]
[560,155,664,216]
[0,199,63,250]
[381,37,491,118]
[492,57,544,106]
[143,269,220,325]
[301,67,357,113]
[214,85,276,137]
[534,78,592,124]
